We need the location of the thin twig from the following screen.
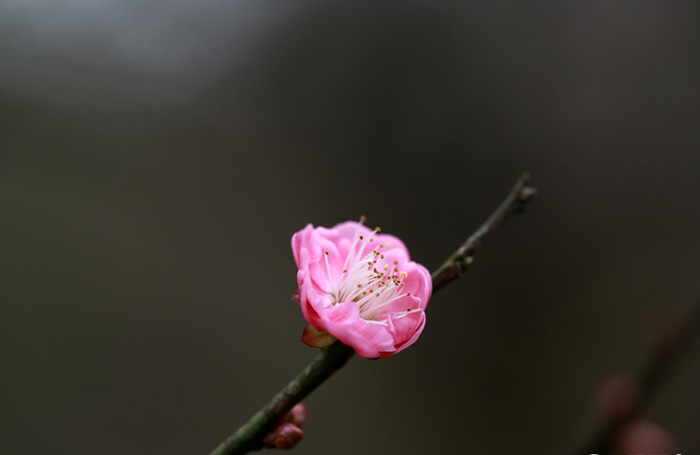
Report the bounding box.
[209,173,537,455]
[431,172,537,292]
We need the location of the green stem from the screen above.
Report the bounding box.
[210,173,536,455]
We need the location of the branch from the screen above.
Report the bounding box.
[209,173,537,455]
[572,294,700,455]
[431,172,537,292]
[210,342,355,455]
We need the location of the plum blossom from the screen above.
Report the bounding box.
[291,218,432,358]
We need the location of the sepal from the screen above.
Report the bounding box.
[301,324,337,348]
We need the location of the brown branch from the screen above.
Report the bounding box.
[209,342,355,455]
[209,173,537,455]
[431,172,537,292]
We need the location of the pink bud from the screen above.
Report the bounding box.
[281,403,306,428]
[594,375,639,420]
[614,420,675,454]
[263,423,303,450]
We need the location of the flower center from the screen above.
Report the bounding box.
[323,222,416,324]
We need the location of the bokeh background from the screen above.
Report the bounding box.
[3,1,700,454]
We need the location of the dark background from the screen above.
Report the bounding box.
[3,1,700,454]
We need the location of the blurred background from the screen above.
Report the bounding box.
[2,1,700,454]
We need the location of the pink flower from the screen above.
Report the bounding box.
[292,219,432,358]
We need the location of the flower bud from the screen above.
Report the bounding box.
[614,420,675,454]
[281,403,307,428]
[263,423,304,450]
[595,375,639,420]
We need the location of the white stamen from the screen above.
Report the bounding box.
[326,224,411,323]
[323,251,335,295]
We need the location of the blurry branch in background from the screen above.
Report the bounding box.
[573,294,700,455]
[209,173,536,455]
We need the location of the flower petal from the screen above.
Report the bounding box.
[291,225,314,268]
[323,301,395,358]
[385,309,426,356]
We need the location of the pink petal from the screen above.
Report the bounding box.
[307,262,330,293]
[299,288,331,329]
[291,225,314,268]
[386,310,426,355]
[401,262,432,309]
[323,301,395,358]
